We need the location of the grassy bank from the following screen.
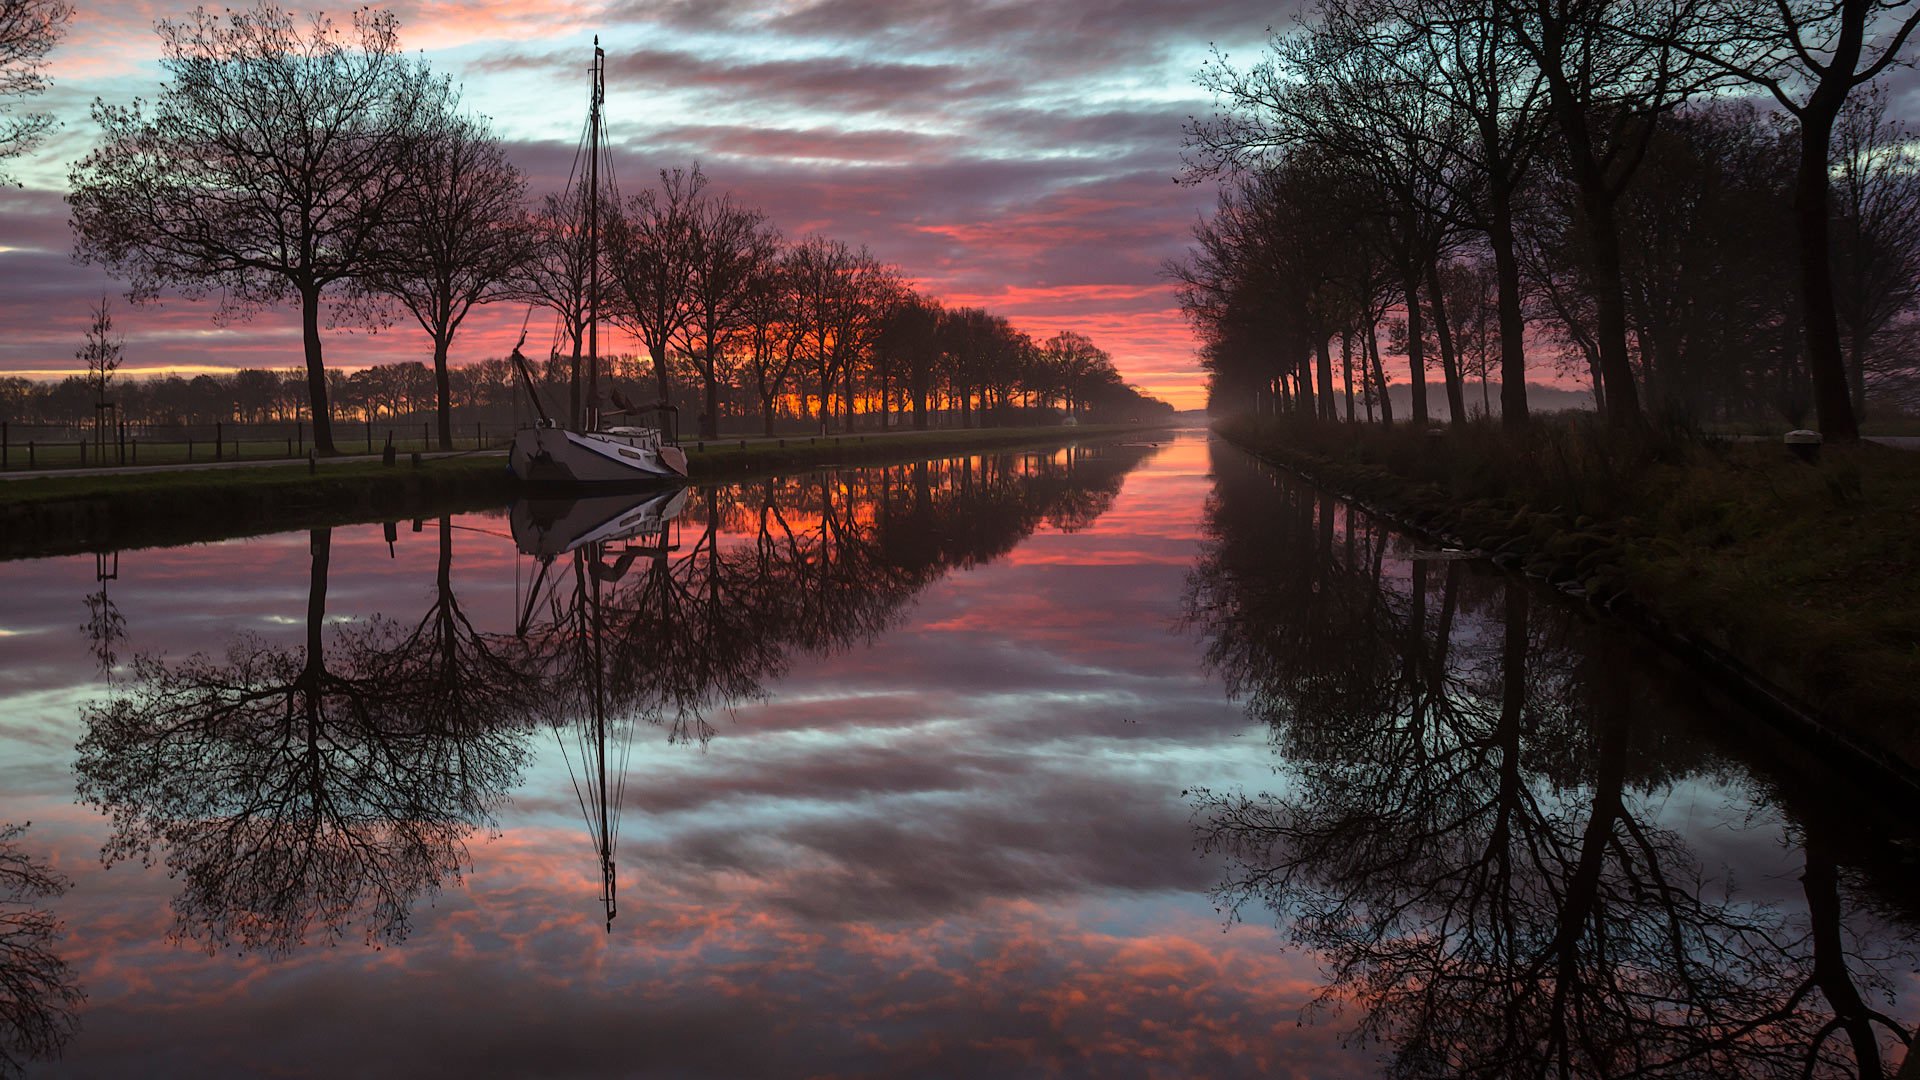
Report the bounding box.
[1,423,1164,559]
[1217,413,1920,778]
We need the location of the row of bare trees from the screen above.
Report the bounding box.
[59,3,1167,453]
[1174,0,1920,438]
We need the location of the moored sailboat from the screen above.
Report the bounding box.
[508,39,688,488]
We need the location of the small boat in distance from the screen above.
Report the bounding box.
[507,38,689,489]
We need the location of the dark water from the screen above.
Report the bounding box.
[0,431,1912,1077]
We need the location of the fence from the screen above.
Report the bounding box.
[0,419,514,472]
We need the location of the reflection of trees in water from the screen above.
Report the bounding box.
[80,551,125,677]
[76,525,537,956]
[1185,448,1917,1078]
[519,443,1153,744]
[513,444,1153,927]
[70,444,1154,954]
[0,824,82,1077]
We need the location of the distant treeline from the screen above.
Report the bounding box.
[2,342,1170,431]
[1173,0,1920,436]
[49,4,1168,450]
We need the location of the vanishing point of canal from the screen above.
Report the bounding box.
[0,429,1914,1077]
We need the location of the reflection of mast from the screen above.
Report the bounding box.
[514,489,683,933]
[577,551,616,930]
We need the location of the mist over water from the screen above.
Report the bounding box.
[0,430,1911,1077]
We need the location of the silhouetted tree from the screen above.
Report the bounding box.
[607,165,704,408]
[68,3,448,454]
[0,0,69,182]
[368,110,528,449]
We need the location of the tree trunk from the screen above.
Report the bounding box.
[1401,263,1430,426]
[300,285,336,454]
[433,333,454,450]
[701,348,719,439]
[1573,184,1643,428]
[1367,317,1394,425]
[1426,259,1468,428]
[569,323,583,430]
[649,341,673,408]
[1796,105,1861,441]
[912,370,929,430]
[1340,331,1355,423]
[1489,183,1530,428]
[1315,336,1337,421]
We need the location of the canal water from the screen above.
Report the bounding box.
[0,430,1912,1077]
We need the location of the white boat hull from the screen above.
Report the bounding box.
[509,427,688,486]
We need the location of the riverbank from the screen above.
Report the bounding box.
[1216,414,1920,785]
[0,423,1166,559]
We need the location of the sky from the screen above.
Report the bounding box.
[0,0,1301,410]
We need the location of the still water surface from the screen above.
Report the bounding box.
[0,430,1913,1077]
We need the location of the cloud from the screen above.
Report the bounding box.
[0,0,1268,407]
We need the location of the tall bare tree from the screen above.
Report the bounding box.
[1498,0,1714,427]
[514,188,609,426]
[68,3,448,454]
[607,165,704,408]
[675,192,779,439]
[368,111,528,449]
[1832,89,1920,418]
[0,0,69,181]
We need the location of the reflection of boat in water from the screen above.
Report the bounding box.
[505,39,689,489]
[513,485,692,931]
[511,487,691,559]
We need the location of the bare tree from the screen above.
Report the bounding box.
[1663,0,1920,439]
[786,235,878,432]
[675,192,779,439]
[1498,0,1716,428]
[741,256,802,436]
[68,3,449,454]
[606,165,704,408]
[77,294,121,451]
[514,188,609,427]
[1830,87,1920,421]
[0,0,69,182]
[368,111,528,449]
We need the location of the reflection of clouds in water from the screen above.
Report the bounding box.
[12,436,1353,1075]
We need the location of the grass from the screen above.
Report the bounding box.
[1219,413,1920,769]
[0,433,504,471]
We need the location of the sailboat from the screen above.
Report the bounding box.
[508,40,689,488]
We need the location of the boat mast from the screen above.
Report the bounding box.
[586,38,604,433]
